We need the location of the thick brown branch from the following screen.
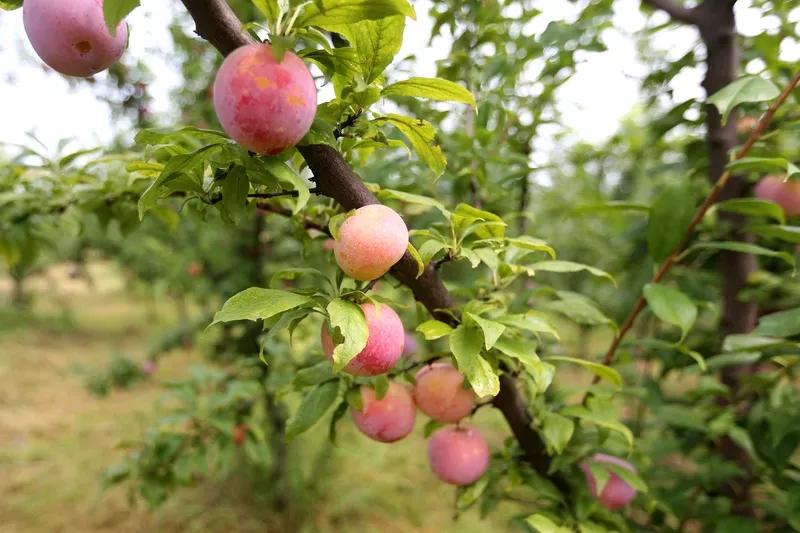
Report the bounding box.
[641,0,701,25]
[179,0,553,475]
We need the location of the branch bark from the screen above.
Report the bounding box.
[179,0,553,476]
[641,0,701,25]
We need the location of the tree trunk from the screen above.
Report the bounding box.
[698,0,757,514]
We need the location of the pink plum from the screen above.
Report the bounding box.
[403,332,418,356]
[321,302,404,376]
[213,43,317,155]
[414,362,476,423]
[755,175,800,218]
[351,382,416,442]
[427,426,489,486]
[23,0,128,77]
[580,453,637,510]
[334,205,409,281]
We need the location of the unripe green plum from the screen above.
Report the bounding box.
[414,362,475,423]
[213,43,317,155]
[351,382,416,442]
[427,426,489,485]
[755,175,800,217]
[321,302,404,376]
[23,0,128,77]
[580,453,637,510]
[334,205,409,281]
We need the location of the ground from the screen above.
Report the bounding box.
[0,263,522,532]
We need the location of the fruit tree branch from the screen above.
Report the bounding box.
[179,0,554,475]
[641,0,701,25]
[602,71,800,368]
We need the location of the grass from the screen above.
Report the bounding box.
[0,263,522,532]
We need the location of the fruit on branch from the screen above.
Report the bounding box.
[755,175,800,217]
[22,0,129,77]
[351,382,416,442]
[334,205,409,281]
[233,423,247,447]
[321,302,405,376]
[414,362,475,423]
[403,332,418,356]
[427,426,489,486]
[580,453,637,510]
[212,43,317,155]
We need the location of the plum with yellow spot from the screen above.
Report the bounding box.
[334,205,409,281]
[414,362,475,423]
[351,382,416,442]
[321,302,404,376]
[23,0,128,77]
[213,43,317,155]
[427,426,489,486]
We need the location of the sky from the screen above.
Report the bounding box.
[0,0,797,158]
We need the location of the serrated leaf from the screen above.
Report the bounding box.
[286,380,340,439]
[465,312,505,350]
[643,283,697,343]
[324,16,405,83]
[293,362,335,388]
[326,298,369,372]
[211,288,311,326]
[416,319,453,340]
[221,166,250,224]
[707,75,780,123]
[530,260,616,286]
[449,325,499,397]
[543,355,622,389]
[540,412,574,454]
[296,0,415,27]
[382,77,475,106]
[103,0,139,35]
[374,114,446,178]
[648,181,694,262]
[505,236,556,258]
[717,198,785,224]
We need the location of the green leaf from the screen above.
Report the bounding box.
[726,157,800,179]
[647,181,694,262]
[449,325,499,398]
[707,75,780,123]
[103,0,139,35]
[525,514,571,533]
[377,188,449,215]
[374,114,446,178]
[286,380,340,440]
[296,0,415,28]
[382,77,475,106]
[562,397,634,448]
[293,362,336,388]
[406,243,424,278]
[575,201,650,215]
[221,166,250,224]
[324,16,405,83]
[755,307,800,338]
[211,288,311,326]
[416,320,454,340]
[643,283,698,342]
[687,241,795,269]
[326,298,369,372]
[505,236,556,259]
[543,356,622,389]
[540,411,575,454]
[496,312,559,339]
[465,313,506,350]
[746,224,800,243]
[0,0,23,10]
[545,293,614,328]
[717,198,786,224]
[530,260,616,286]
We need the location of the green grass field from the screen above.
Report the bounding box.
[0,263,530,532]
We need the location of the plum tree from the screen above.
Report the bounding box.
[333,205,409,281]
[213,43,317,155]
[580,453,637,510]
[427,426,489,486]
[351,382,416,442]
[23,0,128,77]
[321,302,404,376]
[755,175,800,217]
[414,362,476,423]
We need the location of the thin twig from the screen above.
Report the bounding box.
[601,71,800,369]
[256,201,331,236]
